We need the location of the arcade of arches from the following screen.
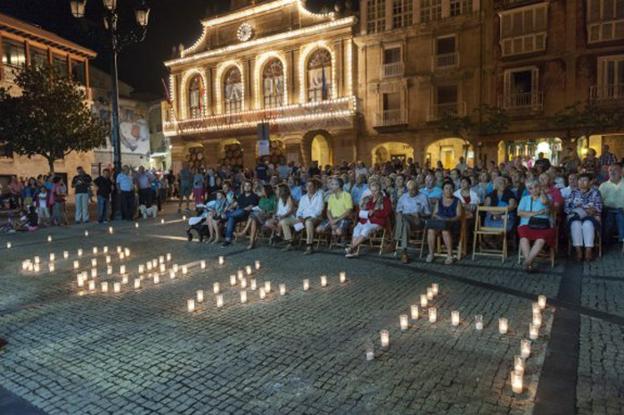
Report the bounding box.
[371,142,415,165]
[426,138,474,169]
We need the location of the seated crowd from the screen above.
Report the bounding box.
[186,147,624,271]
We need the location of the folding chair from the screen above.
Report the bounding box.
[518,243,556,268]
[356,226,389,256]
[420,215,466,260]
[472,206,509,263]
[566,221,602,258]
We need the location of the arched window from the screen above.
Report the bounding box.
[188,75,204,118]
[307,49,332,102]
[223,67,243,113]
[262,58,284,108]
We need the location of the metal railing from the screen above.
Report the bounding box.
[433,52,458,69]
[590,84,624,101]
[382,62,404,78]
[374,109,406,126]
[499,92,543,110]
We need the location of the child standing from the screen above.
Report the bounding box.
[37,186,50,226]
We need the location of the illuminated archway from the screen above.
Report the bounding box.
[371,142,414,165]
[311,135,331,167]
[426,138,474,169]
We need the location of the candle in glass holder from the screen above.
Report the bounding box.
[125,248,130,257]
[146,262,153,271]
[303,279,310,291]
[250,279,257,290]
[88,280,96,291]
[237,270,244,280]
[218,256,224,265]
[320,276,327,287]
[538,295,547,310]
[183,215,187,220]
[520,339,531,358]
[240,290,248,304]
[230,275,237,286]
[91,258,97,267]
[499,318,509,334]
[426,288,434,300]
[213,282,220,294]
[116,246,122,253]
[34,256,40,264]
[259,287,266,300]
[532,313,542,328]
[182,266,188,275]
[49,253,55,262]
[6,242,11,249]
[432,283,439,296]
[93,247,98,255]
[216,294,224,308]
[153,274,160,285]
[77,249,83,257]
[173,264,179,273]
[245,265,252,275]
[122,275,129,284]
[200,260,206,269]
[196,289,204,303]
[511,370,523,394]
[339,271,347,283]
[101,282,109,293]
[77,275,84,287]
[532,302,540,315]
[264,281,271,293]
[34,264,40,273]
[156,263,163,273]
[529,323,539,340]
[139,265,145,274]
[63,251,69,259]
[420,294,428,307]
[514,355,525,374]
[279,283,286,296]
[107,226,113,234]
[380,329,390,348]
[366,350,374,361]
[166,253,172,262]
[241,278,247,289]
[135,222,139,228]
[451,311,460,327]
[400,314,409,331]
[84,230,89,237]
[255,260,261,270]
[113,282,121,293]
[429,307,437,323]
[107,266,113,275]
[134,278,141,289]
[410,305,419,320]
[49,263,55,272]
[119,252,125,260]
[47,235,52,242]
[187,299,195,312]
[91,268,97,278]
[475,315,484,330]
[161,218,165,224]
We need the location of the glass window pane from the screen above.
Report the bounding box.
[30,47,48,67]
[2,40,26,68]
[53,55,68,77]
[71,60,85,84]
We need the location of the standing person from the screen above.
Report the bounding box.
[581,148,600,176]
[71,166,92,224]
[135,166,152,208]
[599,144,617,167]
[192,168,205,206]
[598,163,624,246]
[178,163,192,212]
[94,169,113,224]
[350,174,369,205]
[116,165,135,221]
[394,180,431,263]
[166,169,176,199]
[52,176,68,226]
[36,185,50,226]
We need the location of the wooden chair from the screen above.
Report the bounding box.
[395,227,426,256]
[472,206,509,263]
[566,221,603,258]
[419,214,467,260]
[356,226,389,256]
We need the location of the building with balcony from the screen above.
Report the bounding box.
[162,0,359,171]
[0,12,96,188]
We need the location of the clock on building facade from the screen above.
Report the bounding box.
[237,23,254,42]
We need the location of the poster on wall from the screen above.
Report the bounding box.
[93,100,150,156]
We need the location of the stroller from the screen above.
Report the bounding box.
[186,203,211,242]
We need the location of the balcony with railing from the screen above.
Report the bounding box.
[162,96,359,137]
[433,52,458,70]
[590,84,624,102]
[374,109,407,127]
[499,91,543,111]
[427,102,467,121]
[382,62,404,79]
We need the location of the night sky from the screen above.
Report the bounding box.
[0,0,340,98]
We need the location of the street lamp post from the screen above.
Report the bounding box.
[70,0,150,174]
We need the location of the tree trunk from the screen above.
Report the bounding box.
[47,157,55,174]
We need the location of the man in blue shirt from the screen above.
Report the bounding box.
[419,174,442,203]
[116,165,135,221]
[350,174,368,205]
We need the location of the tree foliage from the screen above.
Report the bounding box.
[435,105,510,144]
[548,102,624,143]
[0,65,108,173]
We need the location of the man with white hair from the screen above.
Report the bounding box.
[394,180,431,263]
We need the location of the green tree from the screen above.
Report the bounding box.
[549,102,624,144]
[0,65,108,173]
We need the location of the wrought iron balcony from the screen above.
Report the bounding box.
[382,62,404,79]
[499,92,543,111]
[374,109,407,127]
[589,84,624,102]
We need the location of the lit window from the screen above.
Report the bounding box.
[367,0,386,33]
[30,47,48,67]
[223,67,242,114]
[262,58,284,108]
[307,49,332,102]
[188,75,204,118]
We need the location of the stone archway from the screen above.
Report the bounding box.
[370,142,415,166]
[425,138,474,169]
[302,130,333,167]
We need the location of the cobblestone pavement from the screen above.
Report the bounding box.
[0,210,622,414]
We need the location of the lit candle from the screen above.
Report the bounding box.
[279,283,286,296]
[159,264,166,273]
[169,270,176,280]
[120,265,126,274]
[400,314,409,331]
[475,315,484,330]
[154,274,160,284]
[47,235,52,242]
[49,253,55,262]
[134,278,141,289]
[432,283,439,296]
[200,260,206,269]
[63,251,69,259]
[429,307,437,323]
[320,275,327,287]
[426,288,434,300]
[84,230,89,237]
[514,355,525,374]
[88,280,95,291]
[34,264,40,273]
[538,295,547,310]
[230,275,237,286]
[264,281,271,293]
[303,279,310,291]
[135,222,139,228]
[103,246,108,253]
[6,242,11,249]
[366,350,374,361]
[161,218,165,224]
[108,226,113,234]
[119,252,125,260]
[241,278,247,289]
[237,270,244,280]
[339,271,347,283]
[250,279,257,290]
[529,323,539,340]
[499,318,509,334]
[122,275,129,284]
[158,256,164,264]
[49,263,55,272]
[218,256,224,265]
[91,268,97,278]
[511,370,523,394]
[520,339,531,359]
[116,246,122,253]
[187,299,195,312]
[113,282,121,293]
[152,260,158,268]
[166,253,172,262]
[196,289,204,303]
[91,258,97,267]
[77,249,83,257]
[147,262,153,271]
[77,275,84,287]
[34,256,40,264]
[255,260,261,270]
[420,294,428,307]
[213,282,220,294]
[451,311,460,327]
[106,256,111,264]
[107,266,113,275]
[93,247,98,255]
[532,313,542,328]
[532,302,540,315]
[216,294,224,308]
[101,282,109,293]
[183,215,187,220]
[380,329,390,348]
[240,290,247,304]
[124,248,130,257]
[259,287,266,299]
[172,264,178,273]
[410,305,419,320]
[245,265,252,275]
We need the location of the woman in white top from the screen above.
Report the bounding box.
[453,176,479,219]
[267,184,296,243]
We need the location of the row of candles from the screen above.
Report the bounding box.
[373,284,548,395]
[21,245,132,274]
[186,271,348,312]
